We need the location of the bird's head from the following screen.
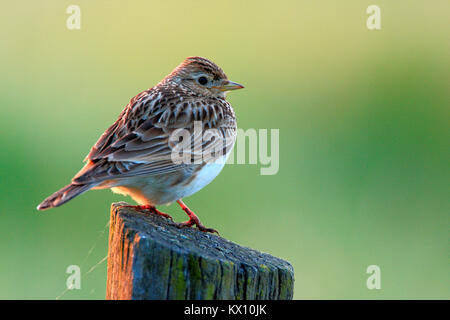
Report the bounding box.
[166,56,244,98]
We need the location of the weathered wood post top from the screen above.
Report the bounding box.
[106,202,294,300]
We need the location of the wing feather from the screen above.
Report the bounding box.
[73,85,236,185]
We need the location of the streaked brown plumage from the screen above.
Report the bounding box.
[37,56,244,233]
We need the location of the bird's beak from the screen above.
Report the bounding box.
[215,80,244,92]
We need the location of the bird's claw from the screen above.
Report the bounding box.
[119,204,173,221]
[175,218,219,235]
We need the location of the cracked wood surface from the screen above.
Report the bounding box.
[106,202,294,300]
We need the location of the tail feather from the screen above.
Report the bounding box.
[37,183,93,210]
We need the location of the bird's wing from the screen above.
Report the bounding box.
[83,89,150,161]
[72,89,236,185]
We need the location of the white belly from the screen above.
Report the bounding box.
[177,160,226,198]
[110,156,228,206]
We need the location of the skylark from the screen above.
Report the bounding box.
[37,57,244,233]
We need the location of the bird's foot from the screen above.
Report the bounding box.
[175,200,219,235]
[120,204,173,221]
[175,218,219,235]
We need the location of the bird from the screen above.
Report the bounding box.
[37,56,244,234]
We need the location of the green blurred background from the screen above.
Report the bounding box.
[0,0,448,299]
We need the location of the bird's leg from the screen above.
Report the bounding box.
[175,200,219,235]
[119,204,173,221]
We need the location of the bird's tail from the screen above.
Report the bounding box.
[37,183,94,210]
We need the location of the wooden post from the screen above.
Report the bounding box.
[106,202,294,300]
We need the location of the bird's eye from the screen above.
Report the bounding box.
[197,76,208,85]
